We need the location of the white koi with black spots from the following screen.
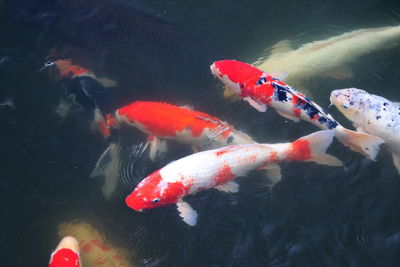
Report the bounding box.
[331,88,400,173]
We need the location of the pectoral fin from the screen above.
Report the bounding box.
[96,77,118,88]
[148,136,168,161]
[261,163,282,185]
[276,110,300,122]
[177,201,198,226]
[215,181,239,193]
[269,40,293,57]
[392,153,400,174]
[223,88,240,100]
[243,97,268,112]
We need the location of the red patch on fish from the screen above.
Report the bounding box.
[126,170,190,211]
[269,151,279,162]
[213,60,263,85]
[215,164,235,185]
[49,248,80,267]
[105,114,117,129]
[54,60,91,79]
[116,101,230,139]
[215,147,235,157]
[286,139,312,161]
[163,181,190,201]
[242,77,275,105]
[291,95,301,117]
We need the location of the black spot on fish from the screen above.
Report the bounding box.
[384,102,388,106]
[349,101,354,105]
[295,98,338,129]
[365,147,369,151]
[376,116,381,120]
[383,108,386,111]
[227,136,234,144]
[273,83,288,102]
[387,124,391,127]
[367,121,370,125]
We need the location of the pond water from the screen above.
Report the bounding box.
[1,0,400,266]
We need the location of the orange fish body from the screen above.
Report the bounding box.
[109,101,256,160]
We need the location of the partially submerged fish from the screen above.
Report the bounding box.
[254,25,400,91]
[330,88,400,174]
[49,236,81,267]
[43,59,118,88]
[211,60,384,159]
[42,59,117,137]
[105,101,257,160]
[126,130,343,226]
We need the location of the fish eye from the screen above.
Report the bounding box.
[341,104,349,109]
[152,198,160,203]
[44,60,55,67]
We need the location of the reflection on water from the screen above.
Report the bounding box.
[1,0,400,266]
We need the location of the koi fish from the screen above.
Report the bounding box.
[253,25,400,93]
[105,101,257,161]
[49,236,81,267]
[211,60,384,160]
[42,59,118,88]
[91,101,256,199]
[126,130,342,226]
[330,88,400,174]
[42,59,117,137]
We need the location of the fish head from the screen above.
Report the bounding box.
[330,88,368,119]
[125,170,186,211]
[210,60,264,97]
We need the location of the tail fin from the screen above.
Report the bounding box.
[288,130,343,166]
[90,109,119,138]
[334,126,384,160]
[90,143,121,199]
[90,141,149,199]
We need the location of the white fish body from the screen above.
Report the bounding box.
[126,130,343,226]
[254,25,400,89]
[330,88,400,173]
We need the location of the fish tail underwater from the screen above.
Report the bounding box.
[2,0,400,266]
[286,130,343,167]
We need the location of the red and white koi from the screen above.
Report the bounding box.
[125,130,343,226]
[106,101,256,160]
[330,88,400,174]
[210,60,384,160]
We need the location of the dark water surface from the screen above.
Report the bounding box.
[1,0,400,266]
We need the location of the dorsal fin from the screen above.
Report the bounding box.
[196,115,225,125]
[270,40,293,57]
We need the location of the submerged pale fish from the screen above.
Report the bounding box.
[330,88,400,174]
[254,25,400,92]
[126,130,343,226]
